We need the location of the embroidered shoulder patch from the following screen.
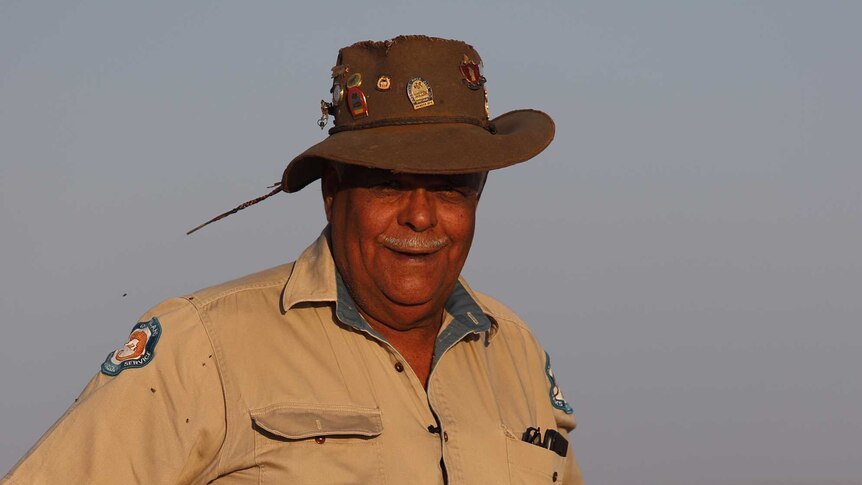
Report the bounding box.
[545,351,574,414]
[101,317,162,376]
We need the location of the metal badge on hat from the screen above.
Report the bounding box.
[318,100,334,129]
[459,54,486,90]
[346,73,362,88]
[331,82,344,106]
[318,64,350,129]
[376,75,391,91]
[345,73,369,118]
[407,77,434,109]
[331,64,349,78]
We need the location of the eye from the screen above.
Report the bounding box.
[369,179,402,194]
[431,184,457,193]
[431,184,475,201]
[377,180,399,189]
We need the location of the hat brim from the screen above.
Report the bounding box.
[282,109,554,193]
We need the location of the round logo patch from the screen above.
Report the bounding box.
[101,317,162,376]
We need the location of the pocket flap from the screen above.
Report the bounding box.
[250,402,384,440]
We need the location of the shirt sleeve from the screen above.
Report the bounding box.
[2,298,225,485]
[554,407,583,485]
[541,343,583,485]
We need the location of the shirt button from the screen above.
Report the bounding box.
[443,431,449,442]
[315,437,326,444]
[552,471,558,482]
[394,362,404,372]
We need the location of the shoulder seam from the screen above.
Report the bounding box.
[493,314,534,334]
[471,290,535,334]
[179,298,230,477]
[189,278,288,308]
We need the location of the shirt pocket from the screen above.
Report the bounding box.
[250,402,386,485]
[505,433,567,484]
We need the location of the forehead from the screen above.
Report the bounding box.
[337,164,486,189]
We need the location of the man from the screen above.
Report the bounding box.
[3,36,581,484]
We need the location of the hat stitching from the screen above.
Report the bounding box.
[328,116,493,135]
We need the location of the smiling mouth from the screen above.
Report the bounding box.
[388,246,439,256]
[379,235,449,256]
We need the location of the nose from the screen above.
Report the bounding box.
[397,188,437,232]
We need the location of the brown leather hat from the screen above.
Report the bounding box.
[187,35,555,234]
[281,35,555,193]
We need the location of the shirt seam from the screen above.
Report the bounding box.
[191,279,288,308]
[490,314,533,333]
[181,297,231,478]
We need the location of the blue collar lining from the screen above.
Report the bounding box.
[334,270,492,368]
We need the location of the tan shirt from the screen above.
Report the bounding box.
[4,233,582,484]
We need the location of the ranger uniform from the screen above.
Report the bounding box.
[4,36,582,484]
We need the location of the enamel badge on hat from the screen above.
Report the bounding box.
[407,77,434,109]
[347,86,368,118]
[459,54,486,90]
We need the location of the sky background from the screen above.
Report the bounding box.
[1,1,861,484]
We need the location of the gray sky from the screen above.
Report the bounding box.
[2,1,861,484]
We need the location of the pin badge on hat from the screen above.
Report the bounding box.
[459,55,486,90]
[347,73,363,88]
[407,77,434,110]
[331,82,344,106]
[347,86,368,118]
[318,100,334,129]
[331,64,349,78]
[376,75,391,91]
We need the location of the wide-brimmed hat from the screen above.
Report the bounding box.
[282,35,555,193]
[188,35,554,234]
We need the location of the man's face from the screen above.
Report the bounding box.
[323,163,486,328]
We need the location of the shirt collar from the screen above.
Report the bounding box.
[281,229,499,340]
[280,229,338,311]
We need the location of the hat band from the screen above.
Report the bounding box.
[328,116,496,135]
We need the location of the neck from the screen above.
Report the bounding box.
[357,306,443,388]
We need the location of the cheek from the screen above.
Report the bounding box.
[351,198,396,238]
[441,205,478,255]
[341,197,396,262]
[445,202,478,235]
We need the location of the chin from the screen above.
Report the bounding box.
[381,279,441,307]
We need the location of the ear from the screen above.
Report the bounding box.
[321,162,338,223]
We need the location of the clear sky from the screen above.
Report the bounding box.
[2,1,861,484]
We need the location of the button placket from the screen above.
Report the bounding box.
[427,368,461,482]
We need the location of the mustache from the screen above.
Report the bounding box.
[380,235,450,250]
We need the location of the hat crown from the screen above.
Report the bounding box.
[187,35,554,233]
[328,36,489,133]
